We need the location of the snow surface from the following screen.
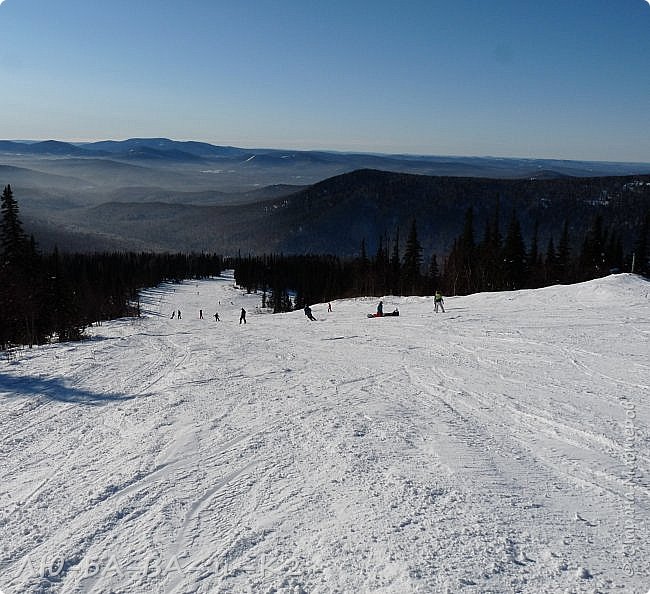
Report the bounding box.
[1,272,648,594]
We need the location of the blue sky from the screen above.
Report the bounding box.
[1,0,649,161]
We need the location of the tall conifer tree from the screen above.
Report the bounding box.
[502,209,526,289]
[402,220,423,295]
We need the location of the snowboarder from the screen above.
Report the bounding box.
[199,309,203,320]
[376,300,383,317]
[304,305,316,321]
[239,308,246,324]
[214,312,220,321]
[434,291,445,313]
[327,302,332,312]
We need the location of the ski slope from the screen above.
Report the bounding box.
[1,272,648,594]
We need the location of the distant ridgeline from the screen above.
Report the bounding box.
[0,185,223,350]
[253,169,650,257]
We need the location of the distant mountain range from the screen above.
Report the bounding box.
[1,138,649,256]
[3,137,650,177]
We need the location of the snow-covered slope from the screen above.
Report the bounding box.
[1,273,648,594]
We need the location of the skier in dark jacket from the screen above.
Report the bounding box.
[239,308,246,324]
[376,300,383,317]
[304,305,316,321]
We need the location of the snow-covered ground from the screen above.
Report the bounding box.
[1,272,648,594]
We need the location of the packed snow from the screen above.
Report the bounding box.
[0,272,648,594]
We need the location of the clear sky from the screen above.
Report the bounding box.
[1,0,649,161]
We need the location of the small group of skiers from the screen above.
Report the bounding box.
[185,308,244,322]
[170,309,229,322]
[170,293,444,324]
[304,302,335,321]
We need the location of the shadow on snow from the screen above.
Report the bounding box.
[0,373,135,406]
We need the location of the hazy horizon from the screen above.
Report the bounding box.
[1,1,649,162]
[3,136,650,166]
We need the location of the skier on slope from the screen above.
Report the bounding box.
[434,291,445,313]
[239,308,247,324]
[304,305,316,321]
[376,300,383,317]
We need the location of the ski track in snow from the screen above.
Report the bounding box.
[0,272,648,594]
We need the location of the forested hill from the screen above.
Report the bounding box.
[234,169,650,256]
[23,168,650,258]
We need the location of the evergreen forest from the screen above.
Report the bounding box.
[1,183,648,349]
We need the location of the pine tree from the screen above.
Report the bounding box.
[632,212,649,276]
[579,215,606,279]
[478,196,503,291]
[502,209,526,289]
[604,229,623,272]
[373,234,390,295]
[452,206,477,294]
[389,227,401,295]
[402,220,423,295]
[556,220,571,283]
[442,238,460,295]
[281,290,293,313]
[426,254,440,294]
[0,185,38,347]
[526,220,544,288]
[360,238,369,268]
[1,185,28,266]
[544,237,558,284]
[357,237,371,295]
